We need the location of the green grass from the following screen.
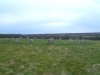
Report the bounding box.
[0,38,100,75]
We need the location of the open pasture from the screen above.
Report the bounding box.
[0,38,100,75]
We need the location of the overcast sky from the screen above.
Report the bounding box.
[0,0,100,34]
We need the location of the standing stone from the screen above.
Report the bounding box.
[15,38,20,42]
[12,37,14,40]
[26,37,29,39]
[19,37,22,39]
[48,38,54,44]
[69,38,74,44]
[59,38,61,40]
[29,39,33,44]
[6,38,9,41]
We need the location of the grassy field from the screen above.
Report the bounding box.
[0,38,100,75]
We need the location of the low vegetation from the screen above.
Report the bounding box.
[0,38,100,75]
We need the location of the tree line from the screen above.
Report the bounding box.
[0,33,100,40]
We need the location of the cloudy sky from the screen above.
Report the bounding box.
[0,0,100,34]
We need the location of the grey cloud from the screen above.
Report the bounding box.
[0,0,100,34]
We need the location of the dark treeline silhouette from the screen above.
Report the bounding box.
[0,32,100,40]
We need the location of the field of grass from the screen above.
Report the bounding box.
[0,38,100,75]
